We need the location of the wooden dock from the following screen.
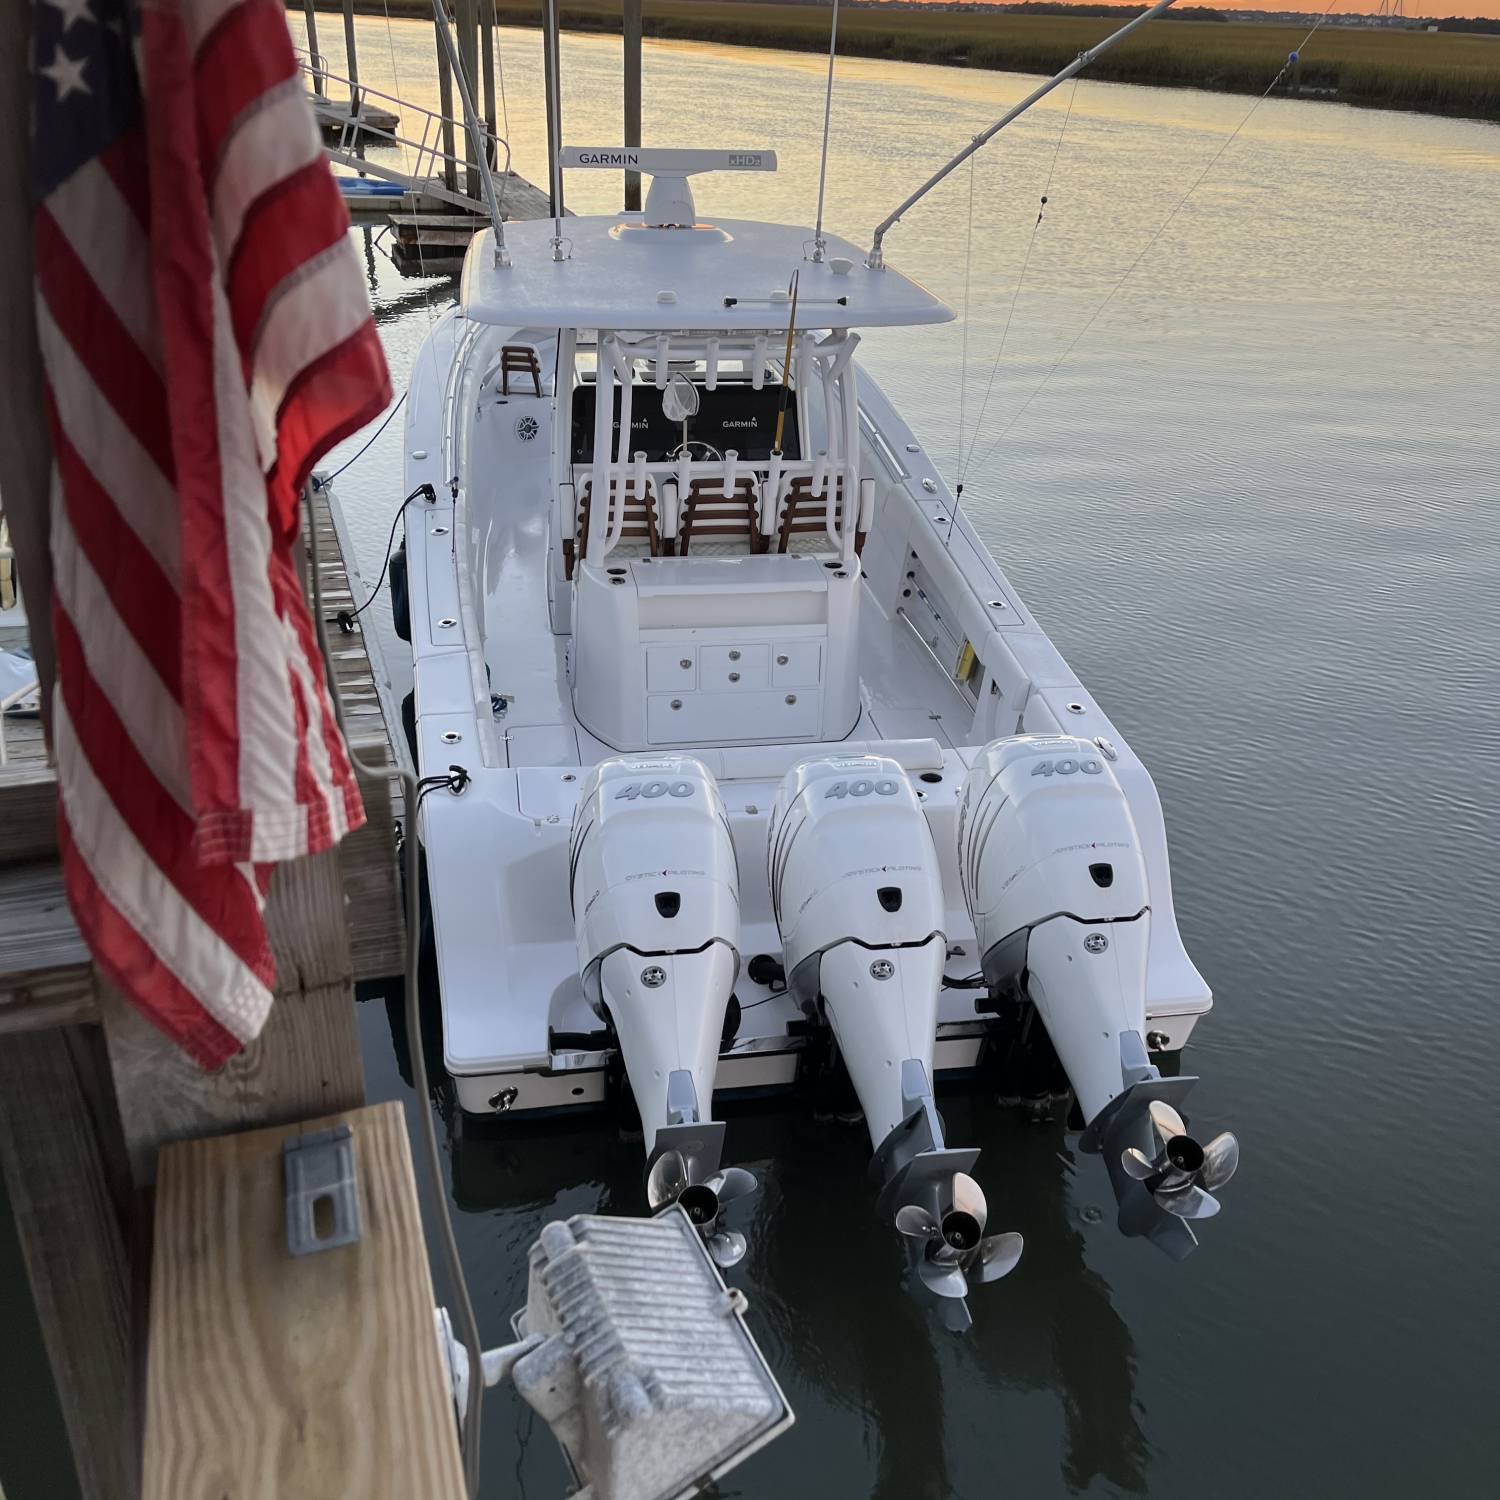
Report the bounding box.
[0,488,424,1499]
[0,5,561,1488]
[0,490,406,1039]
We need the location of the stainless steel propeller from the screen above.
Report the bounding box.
[895,1172,1023,1305]
[1121,1101,1239,1221]
[646,1147,691,1212]
[646,1151,757,1268]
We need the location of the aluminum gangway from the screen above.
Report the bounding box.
[298,50,508,218]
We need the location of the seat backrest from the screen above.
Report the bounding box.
[680,476,763,556]
[499,344,542,396]
[572,479,661,574]
[775,475,862,556]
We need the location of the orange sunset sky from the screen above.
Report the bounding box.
[898,1,1500,24]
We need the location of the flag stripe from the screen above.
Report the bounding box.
[210,79,322,273]
[55,739,272,1053]
[36,207,175,479]
[269,322,392,534]
[36,299,182,584]
[227,161,347,360]
[52,606,275,988]
[196,0,298,176]
[50,428,184,706]
[98,128,150,231]
[59,811,248,1068]
[44,159,163,373]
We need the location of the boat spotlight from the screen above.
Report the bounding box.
[437,1208,793,1499]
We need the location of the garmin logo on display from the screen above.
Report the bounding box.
[577,151,639,166]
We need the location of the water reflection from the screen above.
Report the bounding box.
[383,929,1152,1500]
[328,19,1500,1497]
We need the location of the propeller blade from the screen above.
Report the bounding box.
[706,1166,758,1206]
[1148,1100,1187,1145]
[1158,1185,1221,1221]
[951,1171,988,1232]
[969,1232,1024,1285]
[646,1148,689,1211]
[941,1297,974,1334]
[706,1229,747,1269]
[1121,1146,1158,1181]
[895,1204,941,1240]
[917,1258,970,1301]
[1200,1132,1240,1191]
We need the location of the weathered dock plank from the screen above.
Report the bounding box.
[143,1101,465,1500]
[0,762,57,862]
[307,480,407,981]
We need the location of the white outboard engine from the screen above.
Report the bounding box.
[959,736,1238,1258]
[768,755,1022,1325]
[570,756,755,1267]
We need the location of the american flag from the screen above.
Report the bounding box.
[33,0,391,1066]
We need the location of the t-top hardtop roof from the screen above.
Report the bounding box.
[459,215,954,334]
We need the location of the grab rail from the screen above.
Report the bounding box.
[294,49,512,220]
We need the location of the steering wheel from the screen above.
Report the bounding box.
[669,439,724,464]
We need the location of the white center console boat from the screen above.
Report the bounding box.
[398,146,1239,1323]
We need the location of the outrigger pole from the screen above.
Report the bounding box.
[865,0,1180,269]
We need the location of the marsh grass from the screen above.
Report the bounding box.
[314,2,1500,121]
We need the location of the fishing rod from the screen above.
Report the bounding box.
[772,269,800,457]
[866,0,1181,268]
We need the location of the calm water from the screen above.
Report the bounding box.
[6,19,1499,1500]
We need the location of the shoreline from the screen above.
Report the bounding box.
[295,2,1500,125]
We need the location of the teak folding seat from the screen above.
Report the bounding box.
[568,478,663,578]
[775,474,863,556]
[678,476,764,556]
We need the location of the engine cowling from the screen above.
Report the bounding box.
[958,734,1150,1124]
[959,735,1240,1260]
[570,755,739,1158]
[768,754,947,1147]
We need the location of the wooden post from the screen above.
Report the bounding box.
[434,4,458,195]
[98,849,365,1189]
[624,0,642,211]
[142,1104,465,1499]
[341,0,360,119]
[0,1023,139,1500]
[480,0,498,159]
[302,0,325,97]
[0,0,56,735]
[456,0,481,203]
